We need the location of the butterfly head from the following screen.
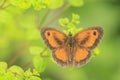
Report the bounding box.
[68,32,72,37]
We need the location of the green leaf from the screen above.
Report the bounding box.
[93,48,100,56]
[5,71,22,80]
[67,22,75,29]
[33,56,47,73]
[7,66,24,79]
[32,69,40,76]
[47,0,64,9]
[0,62,7,74]
[26,76,41,80]
[24,68,33,77]
[32,0,46,10]
[9,0,20,6]
[68,0,84,7]
[29,46,43,55]
[9,0,32,9]
[58,13,81,31]
[59,18,69,27]
[72,13,80,24]
[19,0,32,9]
[0,62,24,80]
[24,68,40,80]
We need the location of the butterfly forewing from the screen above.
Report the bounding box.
[41,28,68,49]
[74,27,103,49]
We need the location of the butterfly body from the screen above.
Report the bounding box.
[41,27,103,68]
[67,32,74,47]
[64,32,74,65]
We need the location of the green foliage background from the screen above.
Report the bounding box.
[0,0,120,80]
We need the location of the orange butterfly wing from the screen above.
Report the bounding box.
[52,47,69,67]
[41,28,67,49]
[73,27,103,67]
[74,27,103,49]
[41,28,69,67]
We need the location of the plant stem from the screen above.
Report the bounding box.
[40,9,50,27]
[8,44,28,67]
[0,0,11,10]
[21,47,49,69]
[35,11,40,30]
[45,4,70,26]
[35,9,50,30]
[0,0,6,7]
[21,60,32,69]
[40,47,49,58]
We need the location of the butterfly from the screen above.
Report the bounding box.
[41,27,103,68]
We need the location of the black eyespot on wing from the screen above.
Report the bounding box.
[47,32,50,36]
[93,31,96,36]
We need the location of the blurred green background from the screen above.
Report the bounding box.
[0,0,120,80]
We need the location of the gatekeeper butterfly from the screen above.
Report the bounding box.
[41,27,103,68]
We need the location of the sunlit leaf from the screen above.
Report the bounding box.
[33,56,47,73]
[26,76,41,80]
[8,66,24,79]
[5,71,23,80]
[93,48,100,56]
[32,69,40,76]
[24,68,32,77]
[72,13,80,24]
[19,0,32,9]
[9,0,32,9]
[24,68,40,80]
[32,0,46,10]
[59,18,69,27]
[0,62,7,74]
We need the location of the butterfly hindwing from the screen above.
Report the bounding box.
[74,27,103,50]
[73,46,91,67]
[52,47,69,67]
